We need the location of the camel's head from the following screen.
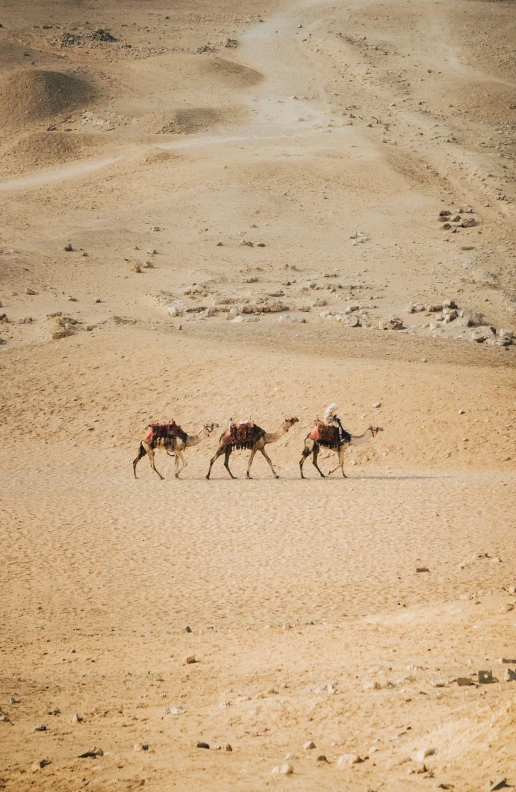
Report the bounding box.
[204,421,219,435]
[284,416,299,431]
[370,426,383,437]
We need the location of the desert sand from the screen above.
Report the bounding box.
[1,0,516,789]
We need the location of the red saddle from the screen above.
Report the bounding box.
[308,420,350,448]
[223,421,264,449]
[143,420,187,445]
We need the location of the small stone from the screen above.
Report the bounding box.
[416,567,430,573]
[224,744,232,752]
[185,626,192,632]
[131,264,142,273]
[78,748,103,758]
[196,742,210,749]
[35,724,47,732]
[489,779,508,791]
[134,743,149,751]
[271,767,279,774]
[337,753,361,767]
[503,668,516,682]
[230,315,245,323]
[457,677,473,686]
[26,288,37,295]
[471,326,495,343]
[64,243,73,251]
[303,741,316,750]
[94,297,101,303]
[184,655,197,664]
[462,217,477,228]
[280,763,294,774]
[499,603,514,613]
[415,748,435,762]
[147,248,157,255]
[31,760,51,771]
[317,755,329,763]
[166,704,185,715]
[458,409,465,415]
[71,713,83,722]
[372,402,381,408]
[9,697,20,705]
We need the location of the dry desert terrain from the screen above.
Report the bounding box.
[1,0,516,790]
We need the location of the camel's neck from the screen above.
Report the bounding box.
[264,424,287,445]
[185,427,206,447]
[349,428,373,446]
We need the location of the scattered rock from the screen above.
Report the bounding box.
[457,677,473,686]
[184,655,197,664]
[71,713,83,722]
[94,297,101,303]
[280,763,294,774]
[462,217,477,228]
[26,288,37,295]
[134,743,149,751]
[31,759,51,771]
[78,748,103,758]
[185,625,192,633]
[166,704,185,715]
[91,28,117,42]
[416,566,430,573]
[34,725,47,731]
[196,742,210,749]
[372,402,381,408]
[503,668,516,682]
[470,326,495,343]
[489,779,508,791]
[317,755,329,763]
[337,753,362,767]
[379,317,404,331]
[131,264,142,273]
[415,748,435,762]
[225,744,232,752]
[303,741,316,750]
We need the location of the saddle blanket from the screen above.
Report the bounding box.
[308,420,350,448]
[222,422,265,448]
[143,420,187,445]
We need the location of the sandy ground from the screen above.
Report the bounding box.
[1,0,516,789]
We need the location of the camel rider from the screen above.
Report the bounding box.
[324,403,345,443]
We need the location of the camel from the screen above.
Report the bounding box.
[133,420,219,480]
[206,417,299,480]
[300,418,383,479]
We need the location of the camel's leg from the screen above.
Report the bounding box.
[328,447,347,478]
[246,448,258,479]
[260,447,279,479]
[299,446,311,479]
[174,450,187,478]
[133,442,146,479]
[224,447,237,479]
[147,446,164,480]
[312,445,326,478]
[206,444,225,479]
[339,446,347,478]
